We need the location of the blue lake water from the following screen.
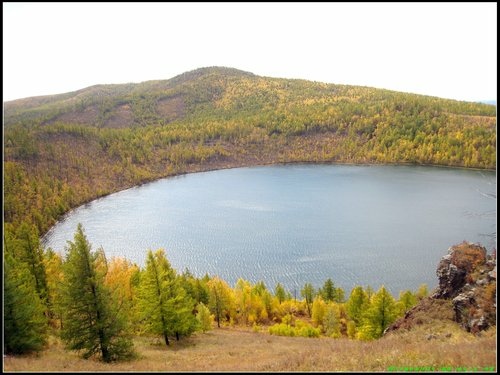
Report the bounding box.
[42,164,496,295]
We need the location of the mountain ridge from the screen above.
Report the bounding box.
[5,66,496,129]
[3,67,253,111]
[5,66,494,105]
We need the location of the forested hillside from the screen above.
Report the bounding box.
[4,67,496,237]
[3,67,496,363]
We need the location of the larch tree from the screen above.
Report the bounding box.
[311,297,326,327]
[43,248,64,327]
[346,286,370,327]
[196,302,213,332]
[137,249,197,346]
[301,282,315,317]
[137,250,172,345]
[4,251,47,354]
[12,222,49,309]
[319,278,345,303]
[207,276,234,328]
[274,282,287,304]
[169,285,199,341]
[252,281,272,323]
[335,287,345,303]
[104,257,140,323]
[234,278,253,325]
[60,224,134,362]
[357,286,398,340]
[415,283,429,300]
[320,278,336,302]
[397,290,417,314]
[179,269,210,306]
[323,304,342,338]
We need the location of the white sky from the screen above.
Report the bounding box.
[3,2,497,102]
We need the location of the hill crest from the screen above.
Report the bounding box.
[5,66,496,129]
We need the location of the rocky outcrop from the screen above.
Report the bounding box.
[386,241,496,335]
[432,242,496,333]
[433,253,468,299]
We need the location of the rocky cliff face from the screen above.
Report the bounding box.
[432,242,496,333]
[386,241,496,335]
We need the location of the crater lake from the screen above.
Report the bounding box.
[42,164,496,294]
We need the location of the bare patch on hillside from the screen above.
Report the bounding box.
[446,113,497,128]
[51,105,99,125]
[156,96,186,123]
[105,104,134,128]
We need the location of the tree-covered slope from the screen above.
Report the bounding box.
[2,67,497,365]
[4,66,497,237]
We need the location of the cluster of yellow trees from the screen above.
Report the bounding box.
[5,222,428,361]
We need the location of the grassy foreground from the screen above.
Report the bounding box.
[4,323,496,372]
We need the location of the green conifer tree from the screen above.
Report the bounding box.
[274,283,287,304]
[170,285,198,341]
[320,278,336,302]
[179,269,209,305]
[14,222,49,307]
[207,277,234,328]
[4,252,47,354]
[60,224,134,361]
[319,278,345,303]
[137,249,197,345]
[346,286,369,326]
[196,302,213,332]
[357,286,397,340]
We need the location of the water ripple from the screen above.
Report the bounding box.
[42,165,496,293]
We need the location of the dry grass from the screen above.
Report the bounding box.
[3,324,496,372]
[449,242,487,274]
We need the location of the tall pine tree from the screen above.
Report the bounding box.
[60,224,134,361]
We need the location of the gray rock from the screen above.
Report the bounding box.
[476,278,487,286]
[488,265,496,280]
[434,259,466,299]
[469,316,489,333]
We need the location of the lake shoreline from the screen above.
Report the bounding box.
[41,156,495,242]
[42,163,496,293]
[68,159,496,213]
